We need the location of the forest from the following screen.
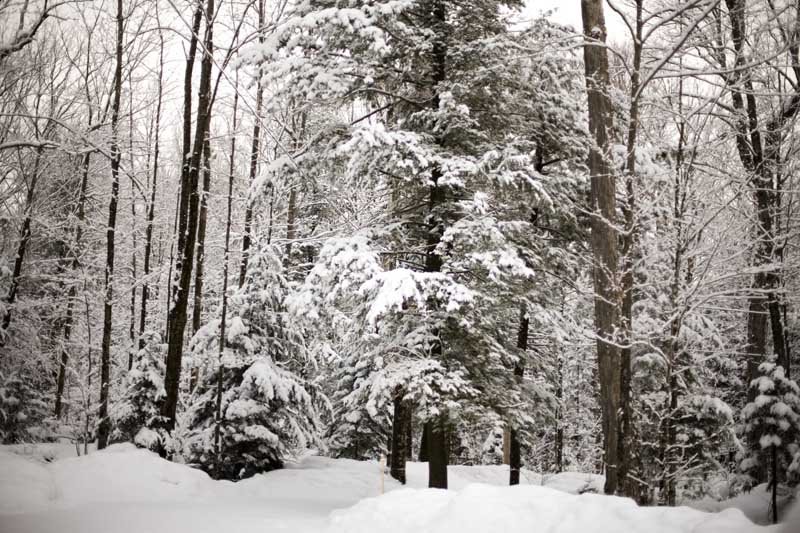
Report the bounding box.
[2,0,800,530]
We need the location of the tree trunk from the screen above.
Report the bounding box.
[55,151,91,417]
[239,0,265,288]
[405,408,413,460]
[162,0,215,432]
[390,395,410,484]
[138,23,164,350]
[190,138,211,391]
[165,189,180,343]
[427,417,448,489]
[285,188,297,259]
[192,137,212,335]
[723,0,790,407]
[581,0,623,495]
[97,0,125,449]
[128,128,138,370]
[554,350,564,474]
[213,73,238,478]
[510,303,528,485]
[419,423,429,462]
[422,0,449,491]
[617,1,642,500]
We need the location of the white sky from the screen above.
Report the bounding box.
[524,1,630,43]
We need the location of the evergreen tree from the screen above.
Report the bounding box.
[0,369,49,443]
[110,331,167,450]
[184,242,320,479]
[741,359,800,522]
[252,0,588,488]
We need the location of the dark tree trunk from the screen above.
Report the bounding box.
[723,0,792,404]
[97,0,125,449]
[390,395,410,484]
[165,189,180,343]
[422,0,449,491]
[510,304,528,485]
[239,0,264,288]
[190,138,211,391]
[554,351,564,474]
[427,417,448,489]
[163,0,202,346]
[581,0,622,495]
[192,137,212,335]
[127,76,138,371]
[405,408,413,460]
[419,423,429,462]
[161,0,215,432]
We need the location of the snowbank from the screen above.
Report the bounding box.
[0,444,778,533]
[327,483,775,533]
[405,461,603,493]
[689,483,796,526]
[0,444,394,533]
[0,447,54,513]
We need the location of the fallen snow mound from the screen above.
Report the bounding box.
[327,484,772,533]
[0,443,778,533]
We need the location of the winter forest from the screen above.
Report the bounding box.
[3,0,800,531]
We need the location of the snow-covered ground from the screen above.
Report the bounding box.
[0,443,787,533]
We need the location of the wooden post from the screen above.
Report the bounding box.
[380,454,386,494]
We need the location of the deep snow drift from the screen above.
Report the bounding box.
[0,443,785,533]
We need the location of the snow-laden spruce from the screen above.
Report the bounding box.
[247,0,588,478]
[741,360,800,488]
[111,331,167,450]
[184,242,321,479]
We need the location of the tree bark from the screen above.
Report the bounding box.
[617,0,643,500]
[554,350,564,474]
[427,416,448,489]
[422,0,449,491]
[127,83,138,371]
[161,0,215,432]
[97,0,125,449]
[581,0,622,495]
[239,0,265,288]
[724,0,789,407]
[419,422,429,462]
[510,303,528,485]
[390,395,410,484]
[192,137,212,335]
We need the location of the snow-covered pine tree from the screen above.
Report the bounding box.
[110,331,167,450]
[741,359,800,522]
[250,0,588,488]
[184,241,320,480]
